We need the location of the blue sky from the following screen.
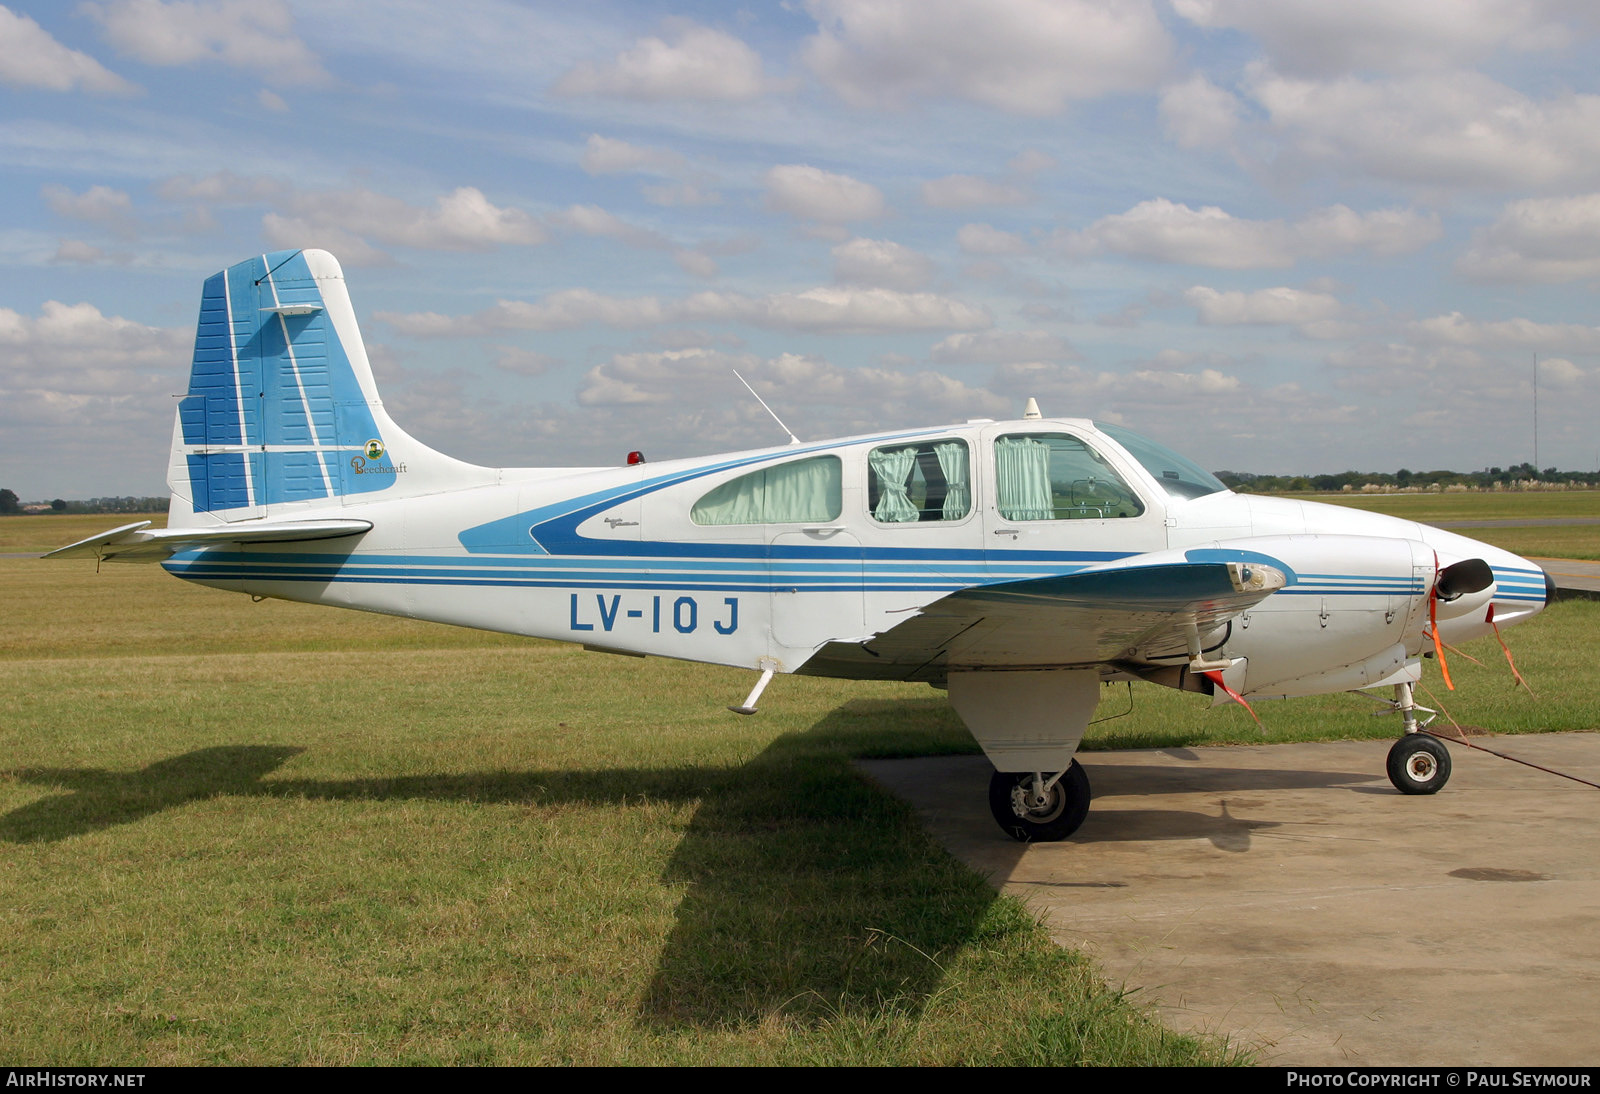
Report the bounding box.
[4,0,1600,499]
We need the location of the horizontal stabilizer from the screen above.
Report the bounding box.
[45,518,372,563]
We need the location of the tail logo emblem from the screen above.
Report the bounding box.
[364,439,385,460]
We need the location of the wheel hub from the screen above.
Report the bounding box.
[1010,778,1065,822]
[1406,752,1438,781]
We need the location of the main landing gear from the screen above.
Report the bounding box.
[988,761,1091,842]
[1384,679,1452,795]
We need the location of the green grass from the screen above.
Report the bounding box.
[1280,489,1600,522]
[1263,491,1600,558]
[1475,526,1600,561]
[4,508,1594,1065]
[0,512,147,554]
[2,552,1246,1066]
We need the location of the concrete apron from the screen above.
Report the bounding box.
[858,733,1600,1067]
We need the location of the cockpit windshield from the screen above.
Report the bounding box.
[1096,423,1228,500]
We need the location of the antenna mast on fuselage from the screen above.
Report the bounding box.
[733,369,801,445]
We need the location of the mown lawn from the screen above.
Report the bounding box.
[2,508,1592,1065]
[3,541,1239,1066]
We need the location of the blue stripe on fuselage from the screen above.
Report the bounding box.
[458,427,955,557]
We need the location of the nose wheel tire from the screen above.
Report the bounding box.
[989,761,1091,842]
[1386,734,1452,795]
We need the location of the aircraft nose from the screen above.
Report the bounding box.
[1544,566,1558,606]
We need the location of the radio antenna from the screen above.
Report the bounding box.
[733,369,801,445]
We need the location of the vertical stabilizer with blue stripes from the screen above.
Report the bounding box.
[168,249,485,524]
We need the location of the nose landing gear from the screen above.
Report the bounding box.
[1384,680,1452,794]
[1387,733,1452,794]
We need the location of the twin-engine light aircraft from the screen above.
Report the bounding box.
[51,250,1553,841]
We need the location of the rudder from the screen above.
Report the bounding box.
[168,249,485,524]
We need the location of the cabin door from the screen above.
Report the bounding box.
[980,426,1167,566]
[768,527,866,652]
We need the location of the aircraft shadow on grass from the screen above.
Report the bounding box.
[0,700,1011,1023]
[0,700,1012,1027]
[1,745,308,844]
[0,702,1377,1028]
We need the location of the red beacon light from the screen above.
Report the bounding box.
[627,450,646,465]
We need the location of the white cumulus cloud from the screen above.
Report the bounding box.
[378,285,990,338]
[0,5,136,93]
[1408,313,1600,352]
[0,299,191,494]
[675,250,718,278]
[0,300,184,375]
[551,204,670,250]
[263,185,547,259]
[1062,198,1439,268]
[1159,74,1242,149]
[576,347,1012,447]
[802,0,1172,114]
[831,238,935,289]
[42,183,134,226]
[555,23,769,101]
[1456,194,1600,283]
[83,0,327,85]
[1537,357,1589,390]
[579,134,684,175]
[1249,69,1600,190]
[1172,0,1571,77]
[956,223,1028,255]
[155,171,290,205]
[50,240,113,265]
[929,330,1075,364]
[764,165,885,224]
[1184,286,1343,326]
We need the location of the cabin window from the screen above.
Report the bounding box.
[994,433,1144,521]
[867,440,971,523]
[691,455,842,525]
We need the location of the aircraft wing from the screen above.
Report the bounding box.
[44,519,373,563]
[803,558,1285,679]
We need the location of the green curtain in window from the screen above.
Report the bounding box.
[933,440,970,520]
[692,472,766,525]
[996,436,1052,520]
[763,455,841,522]
[691,455,841,525]
[869,446,919,522]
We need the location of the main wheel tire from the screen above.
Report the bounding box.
[988,761,1091,842]
[1387,734,1452,795]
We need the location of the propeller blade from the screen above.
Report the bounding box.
[1436,558,1494,602]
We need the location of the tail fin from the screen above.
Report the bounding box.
[168,249,490,525]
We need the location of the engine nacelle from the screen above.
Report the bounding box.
[1186,534,1437,697]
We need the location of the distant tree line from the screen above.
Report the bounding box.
[0,491,168,515]
[1217,463,1600,494]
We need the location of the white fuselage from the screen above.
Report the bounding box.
[162,416,1549,702]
